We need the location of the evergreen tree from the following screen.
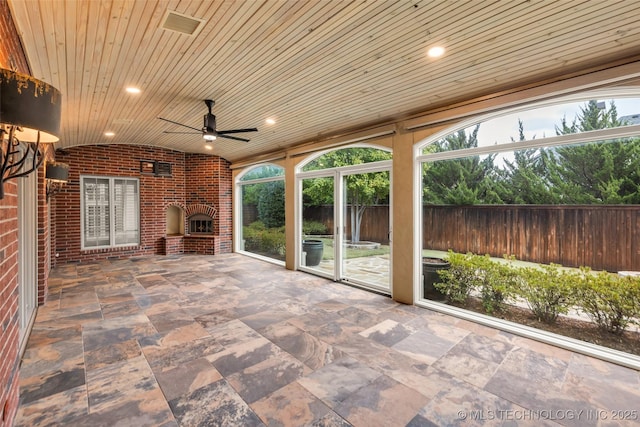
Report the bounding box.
[257,180,285,227]
[546,100,640,204]
[497,120,557,204]
[423,125,503,205]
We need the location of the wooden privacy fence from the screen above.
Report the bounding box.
[305,204,640,272]
[303,205,390,244]
[423,205,640,272]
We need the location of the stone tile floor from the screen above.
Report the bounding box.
[15,254,640,426]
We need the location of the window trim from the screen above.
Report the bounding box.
[80,175,140,250]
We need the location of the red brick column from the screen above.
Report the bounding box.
[0,181,20,427]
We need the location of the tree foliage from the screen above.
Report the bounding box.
[303,148,391,242]
[240,165,285,230]
[241,165,284,206]
[257,180,285,228]
[424,100,640,206]
[423,125,503,204]
[496,120,556,204]
[544,100,640,204]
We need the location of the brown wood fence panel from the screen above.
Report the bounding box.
[303,206,390,244]
[242,204,259,226]
[423,205,640,272]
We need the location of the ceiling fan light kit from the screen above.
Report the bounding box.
[159,99,258,145]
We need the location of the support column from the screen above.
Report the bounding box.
[391,131,415,304]
[284,155,296,270]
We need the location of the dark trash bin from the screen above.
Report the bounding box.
[303,239,324,266]
[422,257,450,300]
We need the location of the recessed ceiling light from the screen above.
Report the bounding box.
[104,131,115,137]
[204,144,213,150]
[265,118,276,125]
[427,46,445,58]
[125,87,141,94]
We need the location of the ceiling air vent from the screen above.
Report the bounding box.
[161,10,205,36]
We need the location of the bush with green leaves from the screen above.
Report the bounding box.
[435,252,517,313]
[435,251,479,304]
[576,268,640,334]
[476,256,518,314]
[514,264,577,323]
[303,220,328,235]
[434,250,640,333]
[243,221,285,258]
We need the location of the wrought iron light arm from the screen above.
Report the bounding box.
[0,126,45,198]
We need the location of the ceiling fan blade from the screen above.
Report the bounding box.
[163,131,201,134]
[216,128,258,134]
[158,117,201,132]
[217,134,250,142]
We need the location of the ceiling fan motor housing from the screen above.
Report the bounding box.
[203,113,216,132]
[203,114,217,140]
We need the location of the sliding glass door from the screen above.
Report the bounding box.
[298,159,391,293]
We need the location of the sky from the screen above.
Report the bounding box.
[475,98,640,147]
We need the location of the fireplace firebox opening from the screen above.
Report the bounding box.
[189,214,214,235]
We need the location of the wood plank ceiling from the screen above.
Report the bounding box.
[7,0,640,162]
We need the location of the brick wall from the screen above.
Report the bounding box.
[0,182,20,427]
[184,236,218,255]
[163,235,184,255]
[0,1,30,425]
[54,145,232,263]
[0,0,29,73]
[185,154,233,253]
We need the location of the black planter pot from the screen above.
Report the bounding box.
[303,239,324,266]
[422,257,450,300]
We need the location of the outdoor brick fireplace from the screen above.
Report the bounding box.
[164,203,221,255]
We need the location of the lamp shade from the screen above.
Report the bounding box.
[0,69,61,142]
[45,163,69,182]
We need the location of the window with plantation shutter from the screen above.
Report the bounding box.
[81,176,139,249]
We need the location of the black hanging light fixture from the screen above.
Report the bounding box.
[45,162,69,200]
[0,68,62,199]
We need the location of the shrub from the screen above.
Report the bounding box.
[576,268,640,334]
[435,251,478,304]
[432,249,640,335]
[243,221,285,258]
[245,221,266,232]
[303,220,328,235]
[515,263,577,323]
[435,252,517,314]
[477,256,518,314]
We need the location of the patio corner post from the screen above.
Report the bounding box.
[391,130,415,304]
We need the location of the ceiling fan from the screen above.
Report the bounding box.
[158,100,258,142]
